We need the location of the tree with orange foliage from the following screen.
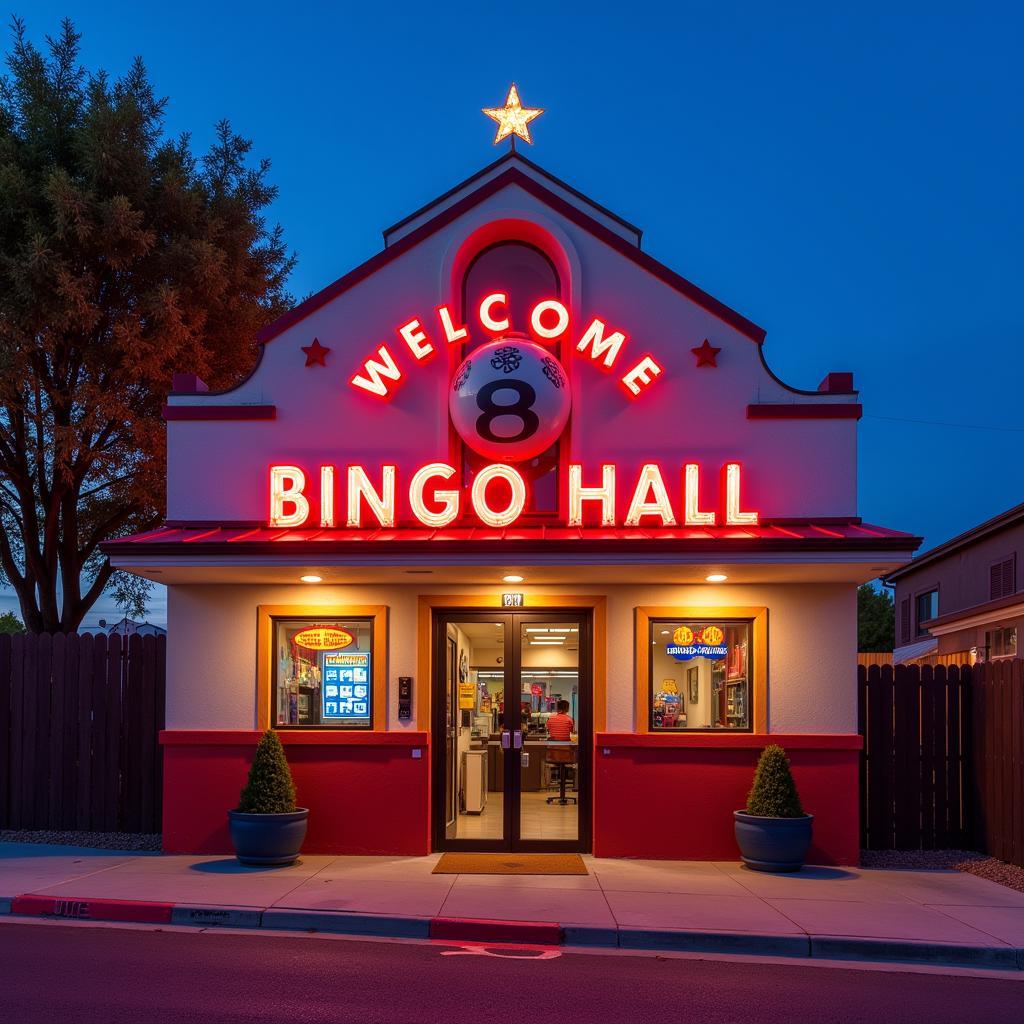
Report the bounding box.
[0,19,295,631]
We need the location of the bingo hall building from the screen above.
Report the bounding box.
[104,126,920,864]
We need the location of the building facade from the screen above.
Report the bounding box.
[888,502,1024,665]
[104,153,919,864]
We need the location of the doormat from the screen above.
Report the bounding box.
[433,853,587,875]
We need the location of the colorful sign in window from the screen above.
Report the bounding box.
[322,652,371,724]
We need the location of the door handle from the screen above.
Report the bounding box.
[501,730,511,750]
[513,730,523,750]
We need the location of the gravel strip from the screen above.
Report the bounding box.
[861,848,1024,893]
[0,830,161,853]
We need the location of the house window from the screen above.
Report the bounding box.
[650,619,751,731]
[985,626,1017,659]
[990,557,1016,600]
[272,617,374,728]
[915,590,938,636]
[900,598,911,644]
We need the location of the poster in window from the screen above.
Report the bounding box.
[322,651,372,725]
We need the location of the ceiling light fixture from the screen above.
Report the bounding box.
[300,574,323,583]
[706,573,728,583]
[503,574,524,583]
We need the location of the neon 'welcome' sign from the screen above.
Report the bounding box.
[271,290,759,531]
[348,294,663,400]
[267,462,758,530]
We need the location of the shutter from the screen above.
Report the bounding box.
[990,557,1017,600]
[900,598,911,644]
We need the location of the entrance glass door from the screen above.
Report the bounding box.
[432,610,591,852]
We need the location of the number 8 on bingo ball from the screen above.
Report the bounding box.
[449,334,572,462]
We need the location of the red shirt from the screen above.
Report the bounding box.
[546,712,575,741]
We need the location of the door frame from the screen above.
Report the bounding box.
[429,605,595,853]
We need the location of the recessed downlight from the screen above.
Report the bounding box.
[706,573,728,583]
[503,574,524,583]
[300,574,323,583]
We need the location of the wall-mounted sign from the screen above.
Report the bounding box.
[450,337,571,462]
[530,683,543,696]
[268,461,757,531]
[659,679,679,695]
[292,626,355,651]
[458,681,476,710]
[322,651,371,723]
[502,592,524,608]
[348,295,663,402]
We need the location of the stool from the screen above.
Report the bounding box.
[545,745,578,805]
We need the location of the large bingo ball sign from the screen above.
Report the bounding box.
[449,334,572,462]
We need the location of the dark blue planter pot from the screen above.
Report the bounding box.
[734,811,813,872]
[228,808,309,866]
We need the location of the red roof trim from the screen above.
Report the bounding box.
[102,523,921,559]
[254,166,766,345]
[747,403,862,421]
[383,150,643,243]
[162,405,276,422]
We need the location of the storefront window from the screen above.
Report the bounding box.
[650,619,752,731]
[272,618,373,728]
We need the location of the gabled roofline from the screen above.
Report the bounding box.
[382,150,644,246]
[255,163,767,345]
[885,500,1024,583]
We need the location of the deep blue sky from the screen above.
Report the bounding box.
[7,3,1024,627]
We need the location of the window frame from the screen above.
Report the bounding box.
[634,606,768,734]
[256,604,388,731]
[914,587,939,638]
[647,616,755,733]
[985,625,1018,660]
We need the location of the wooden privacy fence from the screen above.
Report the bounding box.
[859,661,1024,868]
[972,658,1024,869]
[0,632,165,835]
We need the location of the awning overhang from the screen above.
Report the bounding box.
[102,522,921,587]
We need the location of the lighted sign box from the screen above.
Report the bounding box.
[322,652,371,725]
[268,461,757,530]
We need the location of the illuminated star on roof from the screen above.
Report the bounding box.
[482,84,543,145]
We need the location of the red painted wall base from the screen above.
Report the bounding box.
[593,733,861,865]
[161,731,430,856]
[162,730,860,864]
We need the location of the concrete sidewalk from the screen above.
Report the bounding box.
[3,843,1024,969]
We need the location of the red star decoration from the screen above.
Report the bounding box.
[301,338,330,367]
[691,339,721,367]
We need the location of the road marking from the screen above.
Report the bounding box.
[441,944,561,960]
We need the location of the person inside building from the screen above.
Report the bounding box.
[546,699,574,741]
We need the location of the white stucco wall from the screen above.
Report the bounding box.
[165,581,857,735]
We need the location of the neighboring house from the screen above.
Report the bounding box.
[886,502,1023,665]
[80,616,167,638]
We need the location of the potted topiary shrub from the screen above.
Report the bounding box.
[734,744,813,872]
[228,730,309,866]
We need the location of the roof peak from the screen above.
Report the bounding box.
[382,150,643,249]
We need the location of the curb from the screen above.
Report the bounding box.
[261,908,431,938]
[430,917,561,945]
[10,895,173,924]
[618,927,810,958]
[4,895,1023,970]
[809,935,1022,970]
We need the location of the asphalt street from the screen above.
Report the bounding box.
[1,921,1021,1023]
